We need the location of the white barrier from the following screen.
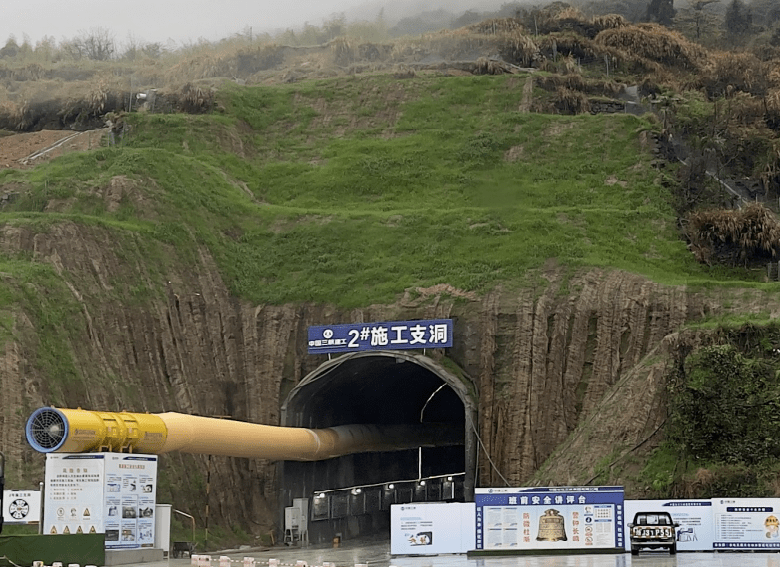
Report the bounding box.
[52,563,63,567]
[180,554,370,567]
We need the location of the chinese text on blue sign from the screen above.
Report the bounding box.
[308,319,453,355]
[474,486,624,551]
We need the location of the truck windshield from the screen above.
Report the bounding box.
[636,514,671,525]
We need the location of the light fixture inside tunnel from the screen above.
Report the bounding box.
[419,480,426,486]
[386,484,395,490]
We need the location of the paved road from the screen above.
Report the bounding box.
[146,539,780,567]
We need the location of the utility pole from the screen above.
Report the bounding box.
[205,455,211,550]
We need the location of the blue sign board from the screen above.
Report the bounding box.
[475,487,624,551]
[308,319,453,354]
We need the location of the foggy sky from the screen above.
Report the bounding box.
[2,0,504,48]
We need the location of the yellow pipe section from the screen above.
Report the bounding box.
[26,407,460,461]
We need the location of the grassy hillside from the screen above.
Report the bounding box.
[0,74,764,312]
[3,48,780,548]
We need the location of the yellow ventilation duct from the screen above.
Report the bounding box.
[26,407,460,461]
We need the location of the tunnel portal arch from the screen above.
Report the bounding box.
[279,351,477,543]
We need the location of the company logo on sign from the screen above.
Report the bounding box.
[9,499,30,520]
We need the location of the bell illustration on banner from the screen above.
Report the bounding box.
[537,508,567,541]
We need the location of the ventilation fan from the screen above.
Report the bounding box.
[26,408,67,452]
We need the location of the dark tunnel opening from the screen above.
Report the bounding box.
[278,352,476,543]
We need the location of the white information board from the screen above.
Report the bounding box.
[713,498,780,550]
[624,499,713,551]
[2,490,41,524]
[391,502,475,555]
[104,453,158,549]
[44,453,157,549]
[44,453,105,536]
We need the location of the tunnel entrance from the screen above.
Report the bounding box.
[278,351,477,544]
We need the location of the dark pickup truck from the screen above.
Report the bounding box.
[628,511,679,555]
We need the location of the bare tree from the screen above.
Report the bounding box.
[77,27,116,61]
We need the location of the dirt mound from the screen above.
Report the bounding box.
[0,129,105,170]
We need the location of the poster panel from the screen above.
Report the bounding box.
[475,487,624,551]
[2,490,41,524]
[104,454,157,549]
[44,453,157,550]
[44,454,105,536]
[624,499,713,551]
[391,502,476,555]
[712,498,780,550]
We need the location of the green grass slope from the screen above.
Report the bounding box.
[0,74,762,309]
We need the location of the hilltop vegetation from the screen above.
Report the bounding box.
[0,2,778,209]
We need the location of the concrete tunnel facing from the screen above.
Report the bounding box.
[279,350,477,544]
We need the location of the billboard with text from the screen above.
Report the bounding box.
[308,319,453,354]
[713,498,780,550]
[475,487,624,551]
[624,499,713,551]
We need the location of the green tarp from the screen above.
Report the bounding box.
[0,534,105,566]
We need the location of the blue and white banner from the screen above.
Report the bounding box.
[713,498,780,550]
[308,319,453,354]
[474,487,624,551]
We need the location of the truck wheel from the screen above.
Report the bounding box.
[631,546,639,555]
[669,543,677,555]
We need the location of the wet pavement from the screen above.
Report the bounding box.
[139,539,780,567]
